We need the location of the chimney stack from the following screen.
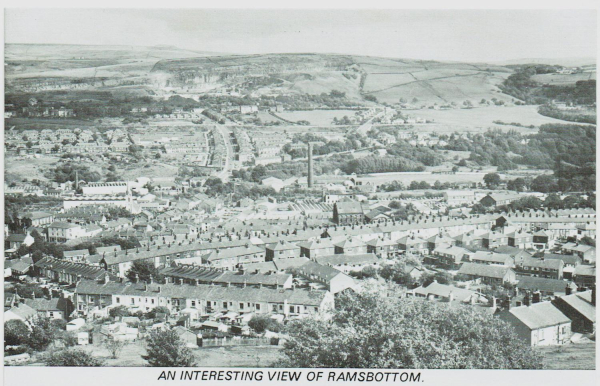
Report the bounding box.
[532,291,541,304]
[565,284,572,296]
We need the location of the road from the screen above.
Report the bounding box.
[214,124,234,182]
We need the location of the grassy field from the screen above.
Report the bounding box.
[71,342,284,367]
[407,105,573,133]
[532,71,596,86]
[537,341,595,370]
[4,155,62,183]
[356,56,514,105]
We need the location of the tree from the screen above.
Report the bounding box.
[483,173,502,189]
[104,337,127,359]
[125,260,163,283]
[507,178,527,192]
[530,175,558,193]
[580,236,596,247]
[279,291,543,369]
[109,305,130,319]
[4,319,30,346]
[46,349,105,366]
[143,329,196,367]
[248,315,283,334]
[146,306,170,320]
[544,193,564,210]
[27,316,56,351]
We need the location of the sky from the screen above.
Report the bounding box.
[5,9,597,62]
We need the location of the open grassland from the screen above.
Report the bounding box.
[67,342,284,367]
[4,155,62,183]
[537,341,595,370]
[409,105,574,132]
[356,56,514,105]
[532,71,596,86]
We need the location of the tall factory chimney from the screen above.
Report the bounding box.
[308,142,314,188]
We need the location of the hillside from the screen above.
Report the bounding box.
[6,45,521,105]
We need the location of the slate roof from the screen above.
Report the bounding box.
[333,237,366,249]
[76,279,328,306]
[295,261,347,282]
[516,275,576,293]
[205,245,264,262]
[35,257,108,280]
[95,245,122,254]
[5,303,37,320]
[24,298,63,311]
[554,290,595,323]
[366,237,397,247]
[508,302,571,330]
[5,234,26,242]
[574,265,596,277]
[335,201,365,215]
[273,257,310,271]
[520,257,563,270]
[297,239,335,250]
[315,253,379,266]
[541,253,581,266]
[266,240,300,251]
[160,265,291,286]
[457,262,512,279]
[63,249,90,258]
[49,221,81,229]
[471,251,513,264]
[413,282,476,302]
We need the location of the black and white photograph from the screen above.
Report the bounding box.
[1,3,597,383]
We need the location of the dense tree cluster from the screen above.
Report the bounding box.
[341,156,425,174]
[499,65,596,105]
[280,291,543,369]
[143,329,196,367]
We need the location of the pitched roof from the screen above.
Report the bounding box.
[76,279,328,306]
[295,261,347,282]
[297,239,335,250]
[541,253,581,266]
[24,298,62,312]
[95,245,122,254]
[413,282,477,302]
[273,257,310,271]
[457,262,512,279]
[555,290,595,323]
[521,257,563,270]
[516,275,576,293]
[315,253,379,266]
[5,303,37,320]
[471,251,513,264]
[49,221,81,229]
[205,245,264,262]
[333,237,366,249]
[266,240,300,251]
[5,234,27,242]
[508,302,571,330]
[335,201,364,214]
[63,249,90,258]
[574,265,595,277]
[35,257,107,280]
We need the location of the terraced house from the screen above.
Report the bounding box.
[202,244,266,270]
[517,257,564,280]
[75,276,334,318]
